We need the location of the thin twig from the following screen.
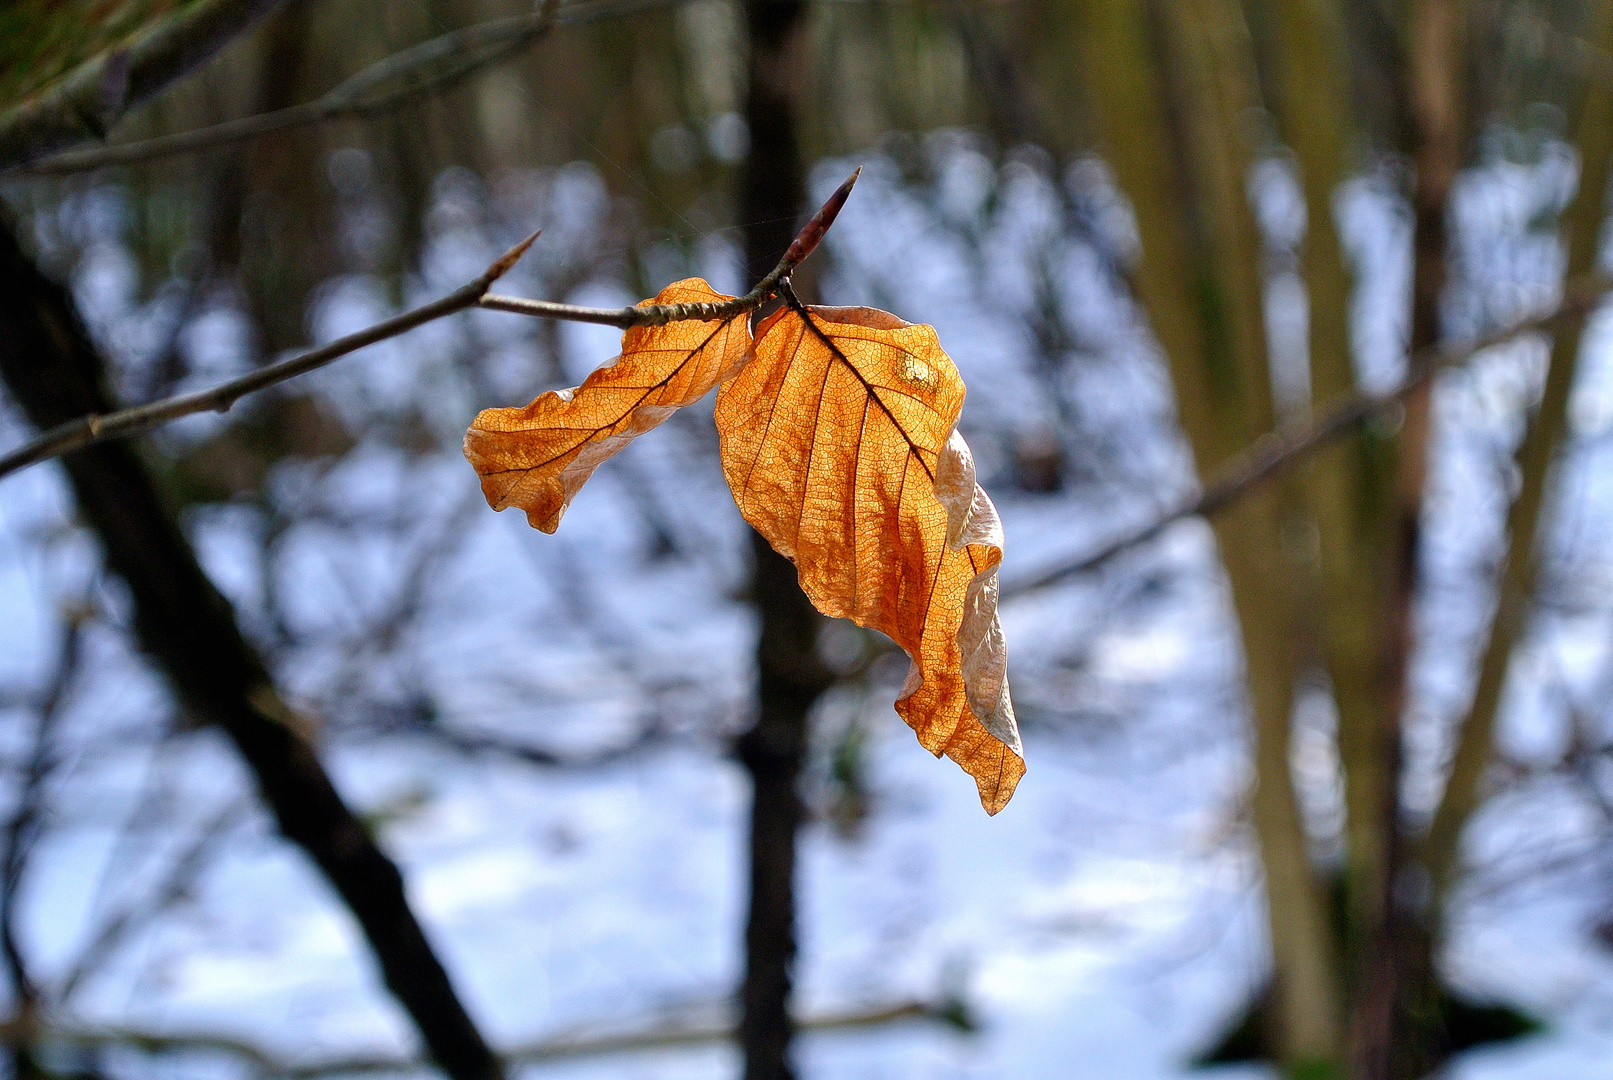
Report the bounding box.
[0,165,858,481]
[0,231,540,482]
[0,614,84,1072]
[477,292,766,328]
[15,0,680,176]
[1002,272,1613,597]
[479,165,863,328]
[56,797,251,1003]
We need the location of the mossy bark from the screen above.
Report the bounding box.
[1073,0,1344,1068]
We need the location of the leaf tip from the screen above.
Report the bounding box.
[977,749,1025,815]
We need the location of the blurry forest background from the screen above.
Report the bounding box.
[4,0,1613,1078]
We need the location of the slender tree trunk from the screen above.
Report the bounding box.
[1073,0,1343,1069]
[1264,0,1426,1075]
[1341,1,1462,1075]
[0,219,503,1080]
[734,3,834,1079]
[1268,0,1394,950]
[1423,0,1613,892]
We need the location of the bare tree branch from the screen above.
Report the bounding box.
[1002,272,1613,598]
[56,797,252,1004]
[0,230,539,482]
[15,0,687,177]
[0,165,862,484]
[477,291,775,328]
[0,0,288,170]
[0,614,83,1079]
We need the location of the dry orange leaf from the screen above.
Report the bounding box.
[464,271,1022,813]
[464,278,751,532]
[715,304,1023,813]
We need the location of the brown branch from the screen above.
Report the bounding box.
[0,231,539,483]
[479,165,861,328]
[0,0,288,170]
[0,165,861,483]
[477,292,767,328]
[1002,272,1613,598]
[15,0,684,177]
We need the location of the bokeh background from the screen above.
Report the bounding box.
[2,0,1613,1077]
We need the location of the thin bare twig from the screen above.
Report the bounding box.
[56,797,251,1003]
[479,165,863,328]
[0,614,84,1075]
[0,166,860,482]
[15,0,682,176]
[0,231,540,482]
[1002,272,1613,597]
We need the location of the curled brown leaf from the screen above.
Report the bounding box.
[715,302,1023,813]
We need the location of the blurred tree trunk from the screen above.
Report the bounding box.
[1422,0,1613,892]
[1264,0,1440,1071]
[1073,0,1344,1071]
[1404,0,1613,1064]
[1083,0,1600,1070]
[734,2,834,1080]
[1078,0,1484,1071]
[1083,0,1613,1063]
[1337,1,1462,1075]
[1268,0,1394,954]
[229,0,341,358]
[0,219,503,1080]
[1265,0,1412,1072]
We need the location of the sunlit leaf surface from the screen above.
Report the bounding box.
[465,278,751,533]
[466,283,1022,812]
[716,303,1022,813]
